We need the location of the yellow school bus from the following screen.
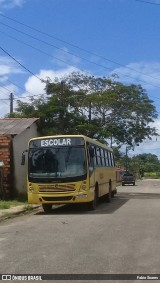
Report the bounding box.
[23,135,117,212]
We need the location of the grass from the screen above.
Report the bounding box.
[0,200,25,210]
[24,204,33,211]
[144,172,160,179]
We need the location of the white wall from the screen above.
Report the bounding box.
[12,123,39,196]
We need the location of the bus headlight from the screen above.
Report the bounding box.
[80,181,87,190]
[28,186,34,192]
[81,184,87,190]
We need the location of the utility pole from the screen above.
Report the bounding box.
[9,93,14,115]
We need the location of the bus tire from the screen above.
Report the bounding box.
[42,204,52,213]
[87,187,98,211]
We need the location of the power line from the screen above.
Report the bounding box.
[0,14,103,55]
[0,82,15,94]
[1,15,160,110]
[0,42,160,107]
[2,29,160,91]
[0,45,44,83]
[135,0,160,5]
[0,100,9,107]
[5,77,46,98]
[0,79,46,100]
[0,98,10,100]
[1,14,160,85]
[0,21,113,72]
[1,21,160,84]
[0,29,80,69]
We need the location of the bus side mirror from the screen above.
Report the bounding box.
[21,150,28,165]
[21,153,25,165]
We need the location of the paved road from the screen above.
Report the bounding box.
[0,179,160,282]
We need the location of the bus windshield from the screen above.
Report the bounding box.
[28,146,86,181]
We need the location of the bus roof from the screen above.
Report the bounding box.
[29,135,113,151]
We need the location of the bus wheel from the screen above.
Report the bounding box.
[87,189,98,211]
[106,183,112,203]
[42,204,52,213]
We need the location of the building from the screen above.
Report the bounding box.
[0,118,39,199]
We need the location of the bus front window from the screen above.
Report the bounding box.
[28,146,86,181]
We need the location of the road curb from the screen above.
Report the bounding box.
[0,205,40,222]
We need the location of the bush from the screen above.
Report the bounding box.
[144,172,160,179]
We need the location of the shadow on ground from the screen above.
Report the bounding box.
[35,190,160,216]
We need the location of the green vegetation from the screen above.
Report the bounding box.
[7,72,159,178]
[0,200,24,209]
[115,152,160,179]
[144,172,160,179]
[8,72,158,148]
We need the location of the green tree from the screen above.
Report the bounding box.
[131,154,160,173]
[8,72,158,146]
[63,72,158,146]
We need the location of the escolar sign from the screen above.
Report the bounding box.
[29,137,85,148]
[41,138,71,147]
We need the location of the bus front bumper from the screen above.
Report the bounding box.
[28,191,94,204]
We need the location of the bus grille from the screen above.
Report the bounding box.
[42,196,73,201]
[38,184,76,193]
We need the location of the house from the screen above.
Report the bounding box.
[0,118,39,199]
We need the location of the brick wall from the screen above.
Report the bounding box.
[0,135,12,199]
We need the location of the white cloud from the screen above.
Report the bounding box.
[0,66,85,117]
[15,66,81,106]
[125,118,160,157]
[111,62,160,90]
[0,0,25,9]
[52,47,80,68]
[0,56,24,77]
[22,67,80,95]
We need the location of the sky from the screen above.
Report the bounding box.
[1,0,160,157]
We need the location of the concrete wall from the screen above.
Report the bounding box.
[12,123,39,198]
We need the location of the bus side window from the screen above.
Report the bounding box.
[103,150,107,167]
[96,148,101,166]
[110,152,115,167]
[101,149,105,167]
[105,151,109,167]
[108,152,111,167]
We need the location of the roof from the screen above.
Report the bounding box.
[0,118,39,135]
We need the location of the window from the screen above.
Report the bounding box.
[29,146,86,178]
[108,152,111,167]
[105,151,109,167]
[110,152,115,167]
[96,147,102,166]
[101,149,105,166]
